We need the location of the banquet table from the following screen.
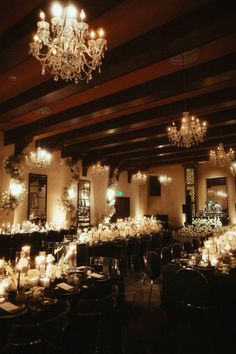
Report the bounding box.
[161,259,236,352]
[0,266,122,351]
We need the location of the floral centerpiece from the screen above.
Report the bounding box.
[176,217,223,240]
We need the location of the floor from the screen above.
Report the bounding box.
[120,273,170,354]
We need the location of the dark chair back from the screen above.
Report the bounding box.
[161,246,172,265]
[192,238,200,251]
[175,268,209,308]
[146,251,161,281]
[183,241,193,254]
[171,243,181,258]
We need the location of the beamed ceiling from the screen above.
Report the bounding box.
[1,0,236,175]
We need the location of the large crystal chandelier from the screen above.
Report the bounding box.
[25,147,52,170]
[132,171,147,185]
[88,161,109,178]
[167,112,207,148]
[159,175,172,186]
[209,143,235,167]
[29,2,107,83]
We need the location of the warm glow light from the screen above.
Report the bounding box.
[9,179,25,198]
[68,187,76,199]
[107,186,115,203]
[67,4,77,18]
[159,175,172,186]
[51,2,63,17]
[80,9,85,20]
[39,11,45,20]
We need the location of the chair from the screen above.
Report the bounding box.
[171,243,181,258]
[161,246,172,265]
[174,268,214,351]
[192,238,200,251]
[7,300,70,354]
[65,294,115,354]
[183,241,193,254]
[146,251,162,306]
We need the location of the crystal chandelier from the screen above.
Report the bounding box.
[29,2,107,83]
[132,171,147,185]
[88,161,109,178]
[159,175,172,186]
[25,146,52,170]
[167,112,207,148]
[209,143,235,167]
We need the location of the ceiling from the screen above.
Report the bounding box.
[1,0,236,176]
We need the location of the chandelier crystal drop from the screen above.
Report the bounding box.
[167,112,207,148]
[159,175,172,186]
[132,171,147,185]
[88,161,109,178]
[29,2,107,83]
[25,147,52,170]
[209,143,235,167]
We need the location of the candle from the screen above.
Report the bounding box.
[0,259,4,276]
[21,245,31,259]
[35,254,46,276]
[28,276,39,287]
[40,277,50,288]
[0,284,5,303]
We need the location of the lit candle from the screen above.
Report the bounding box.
[40,277,50,288]
[0,284,5,303]
[21,245,31,259]
[0,259,4,276]
[28,276,39,287]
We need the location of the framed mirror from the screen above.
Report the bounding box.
[77,180,90,227]
[205,177,228,225]
[28,174,47,225]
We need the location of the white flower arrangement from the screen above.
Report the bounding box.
[176,217,223,239]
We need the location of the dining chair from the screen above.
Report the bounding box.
[171,243,181,258]
[174,268,214,352]
[64,294,114,354]
[146,251,162,306]
[7,300,70,354]
[183,240,194,254]
[161,246,172,265]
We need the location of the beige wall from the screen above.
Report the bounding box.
[145,164,186,227]
[0,137,235,227]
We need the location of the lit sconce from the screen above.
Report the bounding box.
[159,175,172,186]
[9,179,25,198]
[107,185,116,203]
[67,186,76,199]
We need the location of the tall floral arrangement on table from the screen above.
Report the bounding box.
[0,154,26,215]
[59,159,80,216]
[176,217,223,239]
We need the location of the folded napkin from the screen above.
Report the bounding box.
[0,302,19,313]
[56,282,74,291]
[90,272,105,279]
